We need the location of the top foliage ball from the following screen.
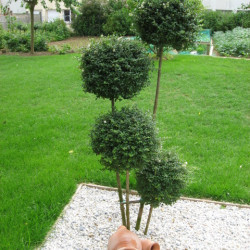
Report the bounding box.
[81,36,152,101]
[134,0,203,49]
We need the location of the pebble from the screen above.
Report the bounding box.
[39,186,250,250]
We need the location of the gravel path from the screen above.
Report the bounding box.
[39,185,250,250]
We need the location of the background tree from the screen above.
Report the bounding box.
[135,151,187,234]
[134,0,203,118]
[81,36,152,228]
[18,0,78,54]
[71,0,106,36]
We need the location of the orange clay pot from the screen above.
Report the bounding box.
[108,226,160,250]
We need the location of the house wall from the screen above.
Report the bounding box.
[1,0,26,14]
[202,0,249,11]
[35,1,67,22]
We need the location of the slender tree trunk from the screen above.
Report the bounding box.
[153,46,163,119]
[126,170,130,230]
[112,98,126,226]
[116,172,127,227]
[135,202,144,231]
[111,98,115,113]
[144,205,153,235]
[29,4,35,54]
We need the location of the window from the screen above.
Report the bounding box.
[64,10,71,22]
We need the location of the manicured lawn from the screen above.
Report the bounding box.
[0,54,249,249]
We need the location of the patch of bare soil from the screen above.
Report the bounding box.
[49,36,100,51]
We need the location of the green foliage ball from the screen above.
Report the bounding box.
[91,106,159,172]
[81,37,152,101]
[136,151,187,208]
[134,0,203,49]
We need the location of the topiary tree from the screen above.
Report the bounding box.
[81,36,152,228]
[91,106,159,229]
[135,151,187,234]
[134,0,203,118]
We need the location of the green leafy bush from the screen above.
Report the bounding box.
[134,0,203,50]
[49,43,72,54]
[34,34,48,51]
[91,106,159,172]
[4,32,48,52]
[136,151,187,208]
[16,23,28,33]
[41,19,70,41]
[103,7,134,35]
[81,36,152,101]
[213,27,250,57]
[202,10,250,33]
[103,0,135,35]
[72,0,106,36]
[0,25,4,49]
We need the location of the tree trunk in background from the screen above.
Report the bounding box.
[29,4,35,54]
[153,46,163,119]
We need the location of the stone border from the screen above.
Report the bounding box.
[84,183,250,209]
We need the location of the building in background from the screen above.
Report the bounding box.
[202,0,249,11]
[0,0,71,24]
[0,0,249,25]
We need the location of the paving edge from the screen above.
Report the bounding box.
[84,183,250,209]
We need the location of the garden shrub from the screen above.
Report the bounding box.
[41,19,70,41]
[0,25,4,49]
[34,34,48,51]
[202,10,250,33]
[213,27,250,57]
[103,7,134,35]
[16,23,28,33]
[4,32,48,52]
[103,0,135,35]
[72,0,106,36]
[91,106,159,172]
[81,36,152,101]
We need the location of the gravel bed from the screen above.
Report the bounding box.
[39,185,250,250]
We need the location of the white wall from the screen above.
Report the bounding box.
[202,0,249,11]
[1,0,26,14]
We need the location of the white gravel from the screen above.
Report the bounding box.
[39,185,250,250]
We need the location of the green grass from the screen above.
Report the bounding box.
[0,54,249,249]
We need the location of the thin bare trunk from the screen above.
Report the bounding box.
[153,46,163,119]
[126,170,130,230]
[112,98,126,226]
[135,202,144,231]
[116,172,127,226]
[30,5,35,54]
[111,98,115,113]
[144,205,153,235]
